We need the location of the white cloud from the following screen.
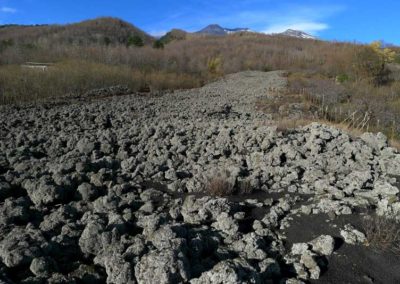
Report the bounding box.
[263,22,329,34]
[144,2,345,37]
[194,4,344,35]
[1,7,17,13]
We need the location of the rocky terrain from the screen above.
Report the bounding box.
[1,71,400,283]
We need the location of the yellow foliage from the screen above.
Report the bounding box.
[370,41,396,63]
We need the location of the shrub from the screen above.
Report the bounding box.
[353,46,391,85]
[0,61,203,104]
[394,54,400,64]
[153,40,164,49]
[238,179,253,195]
[104,37,112,46]
[0,39,14,52]
[362,215,400,254]
[370,41,396,64]
[207,57,223,76]
[127,35,144,47]
[206,176,234,197]
[336,73,349,83]
[352,42,396,85]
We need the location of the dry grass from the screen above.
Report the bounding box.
[389,139,400,150]
[206,176,235,197]
[363,216,400,254]
[271,117,367,140]
[317,120,365,138]
[275,118,314,133]
[238,179,253,195]
[0,31,363,104]
[1,25,400,150]
[287,69,400,141]
[0,60,203,104]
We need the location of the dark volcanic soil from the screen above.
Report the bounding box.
[285,213,400,284]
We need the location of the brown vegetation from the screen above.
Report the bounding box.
[0,61,203,104]
[1,16,400,147]
[363,216,400,254]
[206,176,235,197]
[287,68,400,140]
[0,23,366,104]
[238,179,253,195]
[0,17,153,47]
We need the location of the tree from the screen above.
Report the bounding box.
[153,40,164,49]
[127,35,144,47]
[0,39,14,52]
[353,41,396,85]
[104,37,112,46]
[370,41,396,64]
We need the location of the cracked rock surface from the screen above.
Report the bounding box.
[1,71,400,283]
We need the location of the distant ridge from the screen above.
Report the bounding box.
[196,24,252,36]
[277,29,317,40]
[194,24,316,39]
[0,17,318,47]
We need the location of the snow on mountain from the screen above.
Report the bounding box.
[196,24,252,36]
[278,29,317,39]
[196,25,316,39]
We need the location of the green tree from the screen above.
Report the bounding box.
[153,40,164,49]
[127,35,144,47]
[104,37,112,46]
[0,39,14,52]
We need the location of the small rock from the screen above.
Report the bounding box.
[340,224,367,245]
[291,243,310,255]
[76,183,99,201]
[30,257,56,277]
[135,249,190,284]
[309,235,335,256]
[300,253,321,280]
[77,138,96,154]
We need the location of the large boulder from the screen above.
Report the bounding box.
[182,196,233,224]
[0,227,51,268]
[23,177,67,207]
[0,197,31,225]
[190,258,259,284]
[135,249,190,284]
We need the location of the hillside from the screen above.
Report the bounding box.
[159,29,187,44]
[0,17,318,48]
[0,17,153,46]
[1,17,400,142]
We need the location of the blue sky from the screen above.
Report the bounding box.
[0,0,398,44]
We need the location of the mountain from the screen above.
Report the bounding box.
[159,29,187,44]
[0,17,154,46]
[195,25,315,39]
[196,24,251,36]
[278,29,316,40]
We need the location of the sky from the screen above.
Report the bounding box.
[0,0,398,44]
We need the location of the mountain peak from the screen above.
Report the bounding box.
[196,24,251,36]
[279,29,316,39]
[206,24,223,28]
